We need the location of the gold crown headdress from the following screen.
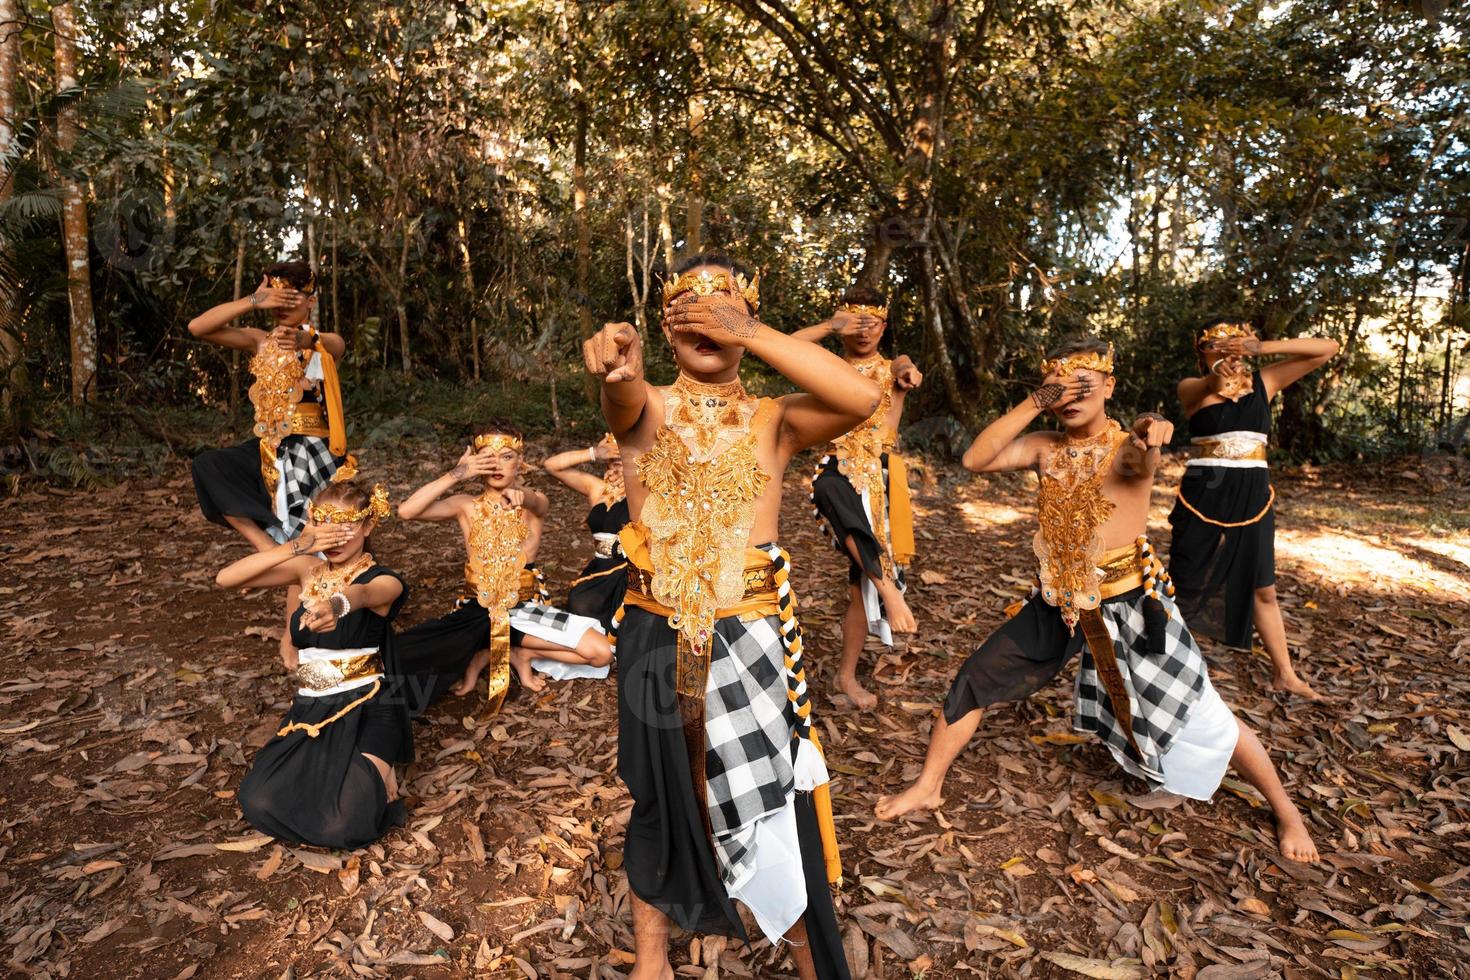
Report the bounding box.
[267,271,316,295]
[1197,321,1256,347]
[1040,344,1114,378]
[474,432,524,454]
[661,268,761,312]
[310,484,390,524]
[839,302,888,320]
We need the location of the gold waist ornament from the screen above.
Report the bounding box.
[294,652,383,692]
[1193,435,1267,461]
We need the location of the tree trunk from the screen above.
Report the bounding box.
[396,221,412,373]
[658,192,675,273]
[52,2,97,406]
[0,0,22,426]
[457,215,480,381]
[574,89,593,341]
[855,0,954,292]
[229,232,245,416]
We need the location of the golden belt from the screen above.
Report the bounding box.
[285,401,332,438]
[294,650,383,692]
[624,549,781,699]
[1191,435,1267,461]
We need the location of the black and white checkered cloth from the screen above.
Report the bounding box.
[509,601,573,635]
[1073,591,1206,785]
[703,614,798,889]
[269,434,340,543]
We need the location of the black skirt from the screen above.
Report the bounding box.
[616,606,849,977]
[1167,467,1275,649]
[238,685,409,849]
[811,461,881,585]
[943,592,1088,725]
[192,438,274,531]
[396,601,491,714]
[566,555,628,630]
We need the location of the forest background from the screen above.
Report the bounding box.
[2,0,1467,486]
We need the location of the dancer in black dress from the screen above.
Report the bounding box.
[217,481,413,849]
[187,260,352,669]
[544,434,629,630]
[395,424,612,716]
[1168,319,1338,700]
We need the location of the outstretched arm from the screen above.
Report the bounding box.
[583,322,651,440]
[962,379,1088,472]
[1256,336,1339,398]
[1115,413,1174,480]
[398,448,493,521]
[215,524,354,590]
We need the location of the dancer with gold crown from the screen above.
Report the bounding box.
[583,252,878,980]
[874,336,1317,865]
[188,260,354,669]
[395,422,612,715]
[217,480,413,849]
[792,285,923,708]
[1169,318,1339,700]
[544,433,630,631]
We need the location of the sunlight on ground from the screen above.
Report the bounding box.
[956,498,1031,533]
[1404,535,1470,572]
[1277,528,1470,601]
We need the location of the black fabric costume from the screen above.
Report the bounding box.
[566,498,629,629]
[811,457,885,585]
[192,381,337,541]
[237,566,413,849]
[616,604,849,978]
[1167,371,1275,648]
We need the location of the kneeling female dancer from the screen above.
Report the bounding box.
[220,481,413,849]
[543,433,629,631]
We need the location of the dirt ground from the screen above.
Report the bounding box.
[2,444,1468,979]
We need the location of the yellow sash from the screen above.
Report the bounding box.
[887,452,915,567]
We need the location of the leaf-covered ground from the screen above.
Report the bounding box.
[3,445,1468,979]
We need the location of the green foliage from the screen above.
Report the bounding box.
[0,0,1465,465]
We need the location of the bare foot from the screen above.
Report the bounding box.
[1274,811,1320,863]
[450,650,490,697]
[877,580,917,633]
[837,674,878,710]
[1270,671,1325,701]
[510,648,547,693]
[627,962,674,980]
[875,780,943,821]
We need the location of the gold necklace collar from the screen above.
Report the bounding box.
[672,373,747,400]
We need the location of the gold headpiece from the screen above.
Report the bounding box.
[267,272,316,295]
[1040,345,1114,378]
[839,302,888,320]
[661,269,761,312]
[309,484,390,525]
[1197,321,1256,347]
[474,433,524,455]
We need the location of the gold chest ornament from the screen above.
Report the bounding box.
[1034,420,1128,631]
[247,344,313,447]
[464,494,529,613]
[638,376,769,667]
[302,552,376,610]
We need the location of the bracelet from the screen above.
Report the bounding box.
[249,293,260,308]
[588,446,596,463]
[329,592,351,619]
[289,538,304,556]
